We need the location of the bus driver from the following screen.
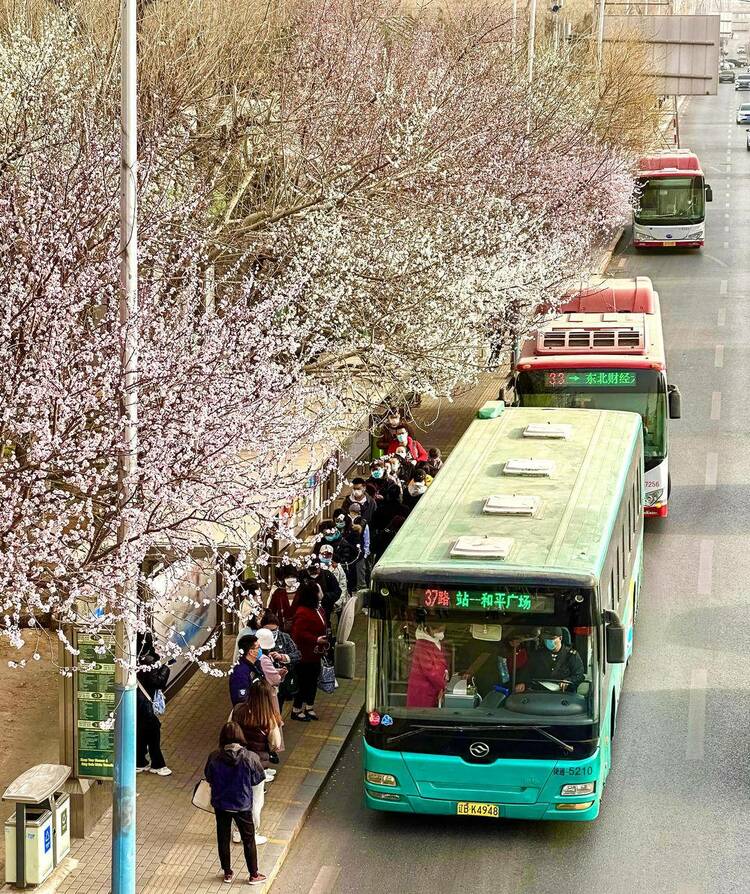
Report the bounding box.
[514,627,585,693]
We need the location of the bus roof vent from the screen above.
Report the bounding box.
[503,459,555,477]
[483,495,541,517]
[522,422,571,440]
[536,320,646,354]
[451,535,514,559]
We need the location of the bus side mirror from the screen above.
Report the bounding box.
[603,611,627,664]
[705,184,713,202]
[668,384,682,420]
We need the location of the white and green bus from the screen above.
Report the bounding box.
[364,405,643,821]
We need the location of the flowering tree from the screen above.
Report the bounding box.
[0,1,641,670]
[0,15,342,668]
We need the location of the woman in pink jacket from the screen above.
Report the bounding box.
[406,622,449,708]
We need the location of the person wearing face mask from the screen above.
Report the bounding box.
[259,611,301,711]
[342,477,377,525]
[386,425,428,463]
[342,505,371,592]
[403,468,431,512]
[267,571,301,633]
[317,544,349,607]
[229,635,264,706]
[376,410,414,453]
[303,560,341,619]
[514,627,585,693]
[406,620,449,708]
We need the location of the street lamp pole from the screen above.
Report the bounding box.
[596,0,607,71]
[111,1,139,892]
[528,0,538,81]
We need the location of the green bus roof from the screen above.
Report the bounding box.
[374,405,642,590]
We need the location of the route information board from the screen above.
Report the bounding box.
[75,633,116,779]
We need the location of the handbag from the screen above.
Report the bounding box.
[137,679,166,716]
[317,656,337,694]
[192,779,214,813]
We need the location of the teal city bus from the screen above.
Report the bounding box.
[363,405,644,821]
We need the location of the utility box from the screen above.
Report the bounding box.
[2,764,72,888]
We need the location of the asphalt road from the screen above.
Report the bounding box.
[271,88,750,894]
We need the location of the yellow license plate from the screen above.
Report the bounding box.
[456,801,500,818]
[662,241,676,247]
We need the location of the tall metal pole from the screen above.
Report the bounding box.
[528,0,538,82]
[112,1,138,892]
[596,0,606,72]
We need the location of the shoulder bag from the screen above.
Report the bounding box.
[192,778,214,813]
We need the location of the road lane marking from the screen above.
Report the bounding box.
[724,225,730,232]
[686,668,708,761]
[720,280,727,294]
[717,307,726,327]
[617,257,626,269]
[710,391,722,420]
[724,242,729,248]
[704,253,727,267]
[715,344,724,367]
[697,539,713,596]
[309,865,342,894]
[705,452,718,489]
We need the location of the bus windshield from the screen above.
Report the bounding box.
[516,368,666,460]
[370,585,597,725]
[635,176,705,226]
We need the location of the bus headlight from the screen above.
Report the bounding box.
[687,231,703,239]
[645,488,663,506]
[561,782,596,796]
[366,771,398,787]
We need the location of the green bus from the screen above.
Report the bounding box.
[364,404,644,821]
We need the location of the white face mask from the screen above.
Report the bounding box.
[352,488,365,500]
[396,449,407,459]
[285,580,299,592]
[408,482,426,496]
[433,630,445,641]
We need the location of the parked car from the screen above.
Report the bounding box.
[736,103,750,124]
[735,75,750,91]
[720,69,736,83]
[746,128,750,151]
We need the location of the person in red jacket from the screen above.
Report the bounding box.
[386,425,428,462]
[406,621,449,708]
[290,582,329,722]
[267,570,300,632]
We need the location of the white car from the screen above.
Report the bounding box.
[737,103,750,124]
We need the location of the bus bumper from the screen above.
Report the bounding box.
[363,741,602,822]
[364,789,601,821]
[633,240,703,249]
[644,503,668,517]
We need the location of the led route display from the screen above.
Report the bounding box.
[544,371,637,388]
[411,588,556,613]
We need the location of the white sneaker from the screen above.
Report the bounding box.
[136,765,150,773]
[149,766,172,776]
[254,834,268,845]
[232,827,242,844]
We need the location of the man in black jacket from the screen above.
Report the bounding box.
[229,635,263,705]
[515,628,585,693]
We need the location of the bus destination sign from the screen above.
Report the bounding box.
[545,371,637,389]
[412,588,555,613]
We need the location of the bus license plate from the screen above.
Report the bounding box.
[662,241,676,247]
[456,802,500,818]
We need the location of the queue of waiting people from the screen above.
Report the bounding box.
[200,409,443,884]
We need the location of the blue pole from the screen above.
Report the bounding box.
[111,682,137,893]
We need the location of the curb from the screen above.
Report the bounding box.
[258,691,365,893]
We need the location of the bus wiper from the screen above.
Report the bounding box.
[386,724,501,744]
[528,726,574,753]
